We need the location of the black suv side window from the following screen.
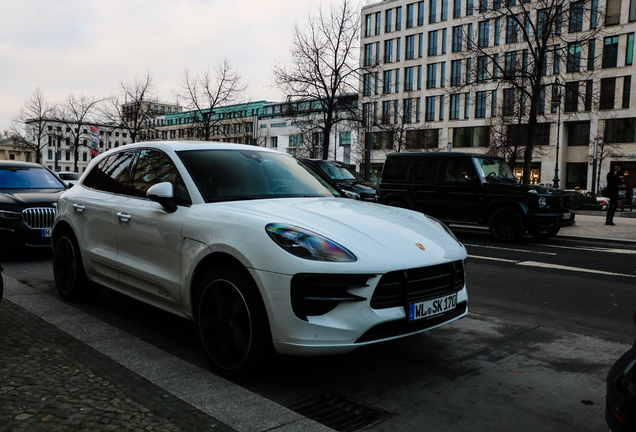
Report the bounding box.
[443,158,476,183]
[383,158,410,181]
[83,151,137,195]
[412,158,440,184]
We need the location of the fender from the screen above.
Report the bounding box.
[482,199,529,224]
[381,192,415,209]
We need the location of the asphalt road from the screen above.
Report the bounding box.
[1,231,635,431]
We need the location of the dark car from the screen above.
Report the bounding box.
[606,312,636,431]
[0,160,66,250]
[377,152,575,242]
[301,159,377,202]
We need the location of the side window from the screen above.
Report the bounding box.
[130,149,189,204]
[444,158,476,183]
[382,158,410,181]
[412,158,440,184]
[83,151,137,195]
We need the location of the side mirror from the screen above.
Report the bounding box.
[147,182,177,213]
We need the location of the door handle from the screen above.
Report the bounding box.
[116,212,131,222]
[73,203,85,212]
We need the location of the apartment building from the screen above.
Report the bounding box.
[361,0,636,200]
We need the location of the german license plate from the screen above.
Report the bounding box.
[41,228,52,238]
[563,213,572,220]
[409,293,457,321]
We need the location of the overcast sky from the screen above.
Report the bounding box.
[0,0,358,132]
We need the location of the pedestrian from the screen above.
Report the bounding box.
[605,164,623,226]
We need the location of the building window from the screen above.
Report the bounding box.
[453,0,461,18]
[453,126,490,147]
[479,0,487,13]
[478,21,489,48]
[585,80,593,111]
[623,76,632,109]
[477,56,488,82]
[425,96,436,121]
[475,91,487,118]
[567,42,581,72]
[506,16,518,43]
[430,0,437,23]
[505,51,517,76]
[567,122,590,146]
[407,3,414,28]
[491,90,498,116]
[419,33,424,57]
[441,62,446,86]
[418,1,425,25]
[375,12,381,35]
[451,60,462,85]
[494,17,500,45]
[465,93,470,119]
[503,88,516,116]
[405,67,414,91]
[627,34,634,66]
[439,95,445,121]
[452,26,463,52]
[604,118,636,143]
[396,6,402,30]
[605,0,621,26]
[600,78,616,110]
[385,40,394,63]
[339,132,351,147]
[271,137,278,148]
[428,31,438,56]
[465,58,472,84]
[363,73,372,96]
[564,81,579,112]
[631,0,636,22]
[537,9,548,38]
[553,44,560,74]
[569,2,584,33]
[385,9,393,32]
[427,63,437,89]
[404,98,414,123]
[441,0,448,20]
[290,135,303,147]
[382,101,391,124]
[450,94,461,120]
[603,36,619,68]
[383,70,393,94]
[441,28,447,54]
[406,35,416,59]
[466,0,473,16]
[417,65,422,89]
[588,40,596,70]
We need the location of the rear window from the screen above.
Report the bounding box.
[382,158,410,181]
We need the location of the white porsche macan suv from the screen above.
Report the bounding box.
[52,141,468,377]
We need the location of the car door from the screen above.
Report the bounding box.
[436,157,482,222]
[72,151,136,283]
[409,157,444,216]
[115,149,190,308]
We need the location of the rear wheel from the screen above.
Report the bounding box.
[53,229,98,301]
[529,227,560,239]
[196,268,272,378]
[489,208,525,243]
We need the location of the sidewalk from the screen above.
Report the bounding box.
[0,212,633,432]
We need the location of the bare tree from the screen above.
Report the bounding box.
[459,0,605,184]
[10,87,56,163]
[57,93,102,172]
[272,0,361,160]
[173,60,247,142]
[101,71,156,144]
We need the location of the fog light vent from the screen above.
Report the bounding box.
[287,392,390,432]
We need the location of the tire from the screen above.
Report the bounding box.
[529,227,560,240]
[53,229,98,301]
[196,268,272,378]
[488,208,525,243]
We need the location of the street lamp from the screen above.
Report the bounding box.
[551,78,562,189]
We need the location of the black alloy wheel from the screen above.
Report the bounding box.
[197,269,271,378]
[489,208,525,243]
[53,230,96,301]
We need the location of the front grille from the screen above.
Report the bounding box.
[370,261,465,310]
[22,207,55,229]
[291,274,375,321]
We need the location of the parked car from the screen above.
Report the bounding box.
[0,160,66,250]
[52,142,468,377]
[57,172,81,187]
[377,152,575,242]
[605,311,636,431]
[300,159,377,202]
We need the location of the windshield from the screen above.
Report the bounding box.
[314,161,363,181]
[178,150,340,202]
[474,157,518,183]
[0,167,66,189]
[59,172,80,180]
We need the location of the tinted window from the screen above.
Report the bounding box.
[130,149,188,203]
[443,158,476,183]
[412,158,440,184]
[382,158,410,181]
[83,151,137,195]
[178,149,338,202]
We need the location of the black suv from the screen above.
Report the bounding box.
[377,152,574,242]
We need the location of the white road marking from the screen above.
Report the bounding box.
[468,255,636,278]
[541,243,636,255]
[463,244,558,256]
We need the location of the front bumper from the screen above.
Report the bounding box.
[526,211,575,229]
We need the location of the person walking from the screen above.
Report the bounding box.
[605,164,623,226]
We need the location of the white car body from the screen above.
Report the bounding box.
[53,142,468,373]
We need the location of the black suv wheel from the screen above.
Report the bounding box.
[489,208,525,243]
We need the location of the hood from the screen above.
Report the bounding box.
[0,189,63,209]
[482,181,566,196]
[195,198,466,271]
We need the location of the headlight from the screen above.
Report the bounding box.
[426,216,464,247]
[266,223,357,262]
[342,190,361,200]
[0,210,21,219]
[538,197,547,208]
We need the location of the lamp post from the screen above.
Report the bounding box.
[551,78,562,189]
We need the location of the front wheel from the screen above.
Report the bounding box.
[529,227,560,239]
[53,229,98,301]
[196,268,272,378]
[489,208,525,243]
